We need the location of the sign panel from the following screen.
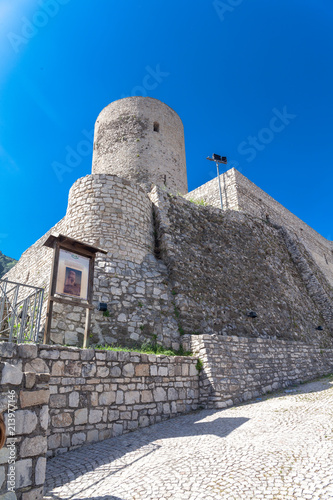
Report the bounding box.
[55,249,90,300]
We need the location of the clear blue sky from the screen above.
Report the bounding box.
[0,0,332,260]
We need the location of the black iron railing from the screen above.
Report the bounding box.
[0,279,44,343]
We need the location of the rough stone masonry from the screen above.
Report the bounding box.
[3,96,333,348]
[1,97,333,499]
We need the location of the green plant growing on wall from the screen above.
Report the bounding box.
[178,325,185,335]
[196,359,204,373]
[103,310,110,317]
[94,341,192,357]
[188,198,207,206]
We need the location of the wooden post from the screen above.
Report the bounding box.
[83,255,95,348]
[43,234,106,348]
[83,308,91,349]
[44,242,60,344]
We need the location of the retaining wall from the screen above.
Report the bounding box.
[0,344,50,500]
[187,168,333,286]
[152,186,333,343]
[184,334,333,408]
[0,343,200,499]
[1,338,333,499]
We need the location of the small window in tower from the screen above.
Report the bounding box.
[153,122,159,132]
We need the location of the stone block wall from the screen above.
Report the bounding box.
[184,334,333,409]
[152,186,333,344]
[3,169,333,350]
[185,167,239,210]
[187,168,333,286]
[1,338,333,498]
[0,342,200,458]
[42,345,199,457]
[0,344,49,500]
[3,175,180,349]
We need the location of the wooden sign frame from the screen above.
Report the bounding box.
[43,234,107,348]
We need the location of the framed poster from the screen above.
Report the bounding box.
[55,249,90,300]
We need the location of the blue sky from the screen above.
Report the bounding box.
[0,0,332,260]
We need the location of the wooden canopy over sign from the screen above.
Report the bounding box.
[43,233,107,256]
[43,233,107,348]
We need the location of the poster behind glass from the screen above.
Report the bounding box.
[56,249,90,300]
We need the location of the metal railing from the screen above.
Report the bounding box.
[0,279,44,343]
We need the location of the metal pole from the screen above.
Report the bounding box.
[0,281,7,333]
[36,289,44,343]
[9,285,19,342]
[216,162,223,211]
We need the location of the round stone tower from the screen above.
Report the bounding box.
[91,96,188,194]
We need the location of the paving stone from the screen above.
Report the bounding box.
[43,377,333,500]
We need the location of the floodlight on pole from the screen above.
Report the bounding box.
[206,154,227,210]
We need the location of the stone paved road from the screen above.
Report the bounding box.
[44,376,333,500]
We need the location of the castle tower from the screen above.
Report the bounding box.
[91,96,188,194]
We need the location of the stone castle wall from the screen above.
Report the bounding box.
[187,168,333,286]
[3,94,332,349]
[92,97,188,194]
[152,187,333,344]
[184,334,333,408]
[4,175,180,349]
[3,175,333,349]
[185,168,239,210]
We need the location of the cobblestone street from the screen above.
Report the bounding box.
[44,376,333,500]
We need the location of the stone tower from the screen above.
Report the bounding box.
[92,96,188,194]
